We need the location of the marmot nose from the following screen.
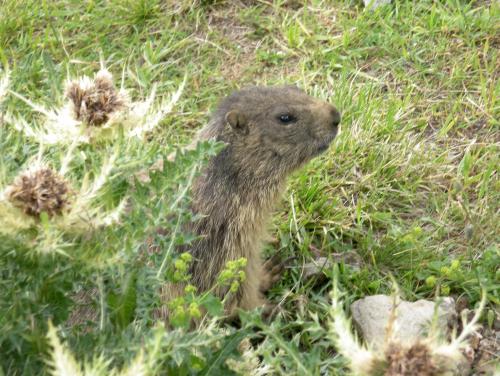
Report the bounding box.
[330,107,341,128]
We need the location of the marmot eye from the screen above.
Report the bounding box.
[278,114,296,124]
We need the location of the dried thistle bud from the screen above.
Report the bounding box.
[384,342,439,376]
[8,168,70,218]
[65,69,126,126]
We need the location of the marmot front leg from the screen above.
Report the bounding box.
[235,254,286,319]
[260,253,286,293]
[238,257,268,311]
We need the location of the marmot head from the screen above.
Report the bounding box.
[209,86,340,176]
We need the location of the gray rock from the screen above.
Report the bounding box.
[363,0,391,10]
[351,295,456,348]
[302,252,363,280]
[302,257,332,280]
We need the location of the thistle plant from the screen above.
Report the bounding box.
[0,147,128,254]
[0,62,241,374]
[6,67,185,145]
[0,65,190,254]
[46,321,162,376]
[329,279,487,375]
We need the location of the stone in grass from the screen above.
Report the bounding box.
[351,295,456,348]
[363,0,391,11]
[302,252,363,280]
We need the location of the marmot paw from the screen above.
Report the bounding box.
[260,254,295,293]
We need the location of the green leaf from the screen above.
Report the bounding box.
[108,271,137,329]
[200,294,223,317]
[198,329,250,376]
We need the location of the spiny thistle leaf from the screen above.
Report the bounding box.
[198,328,251,376]
[329,280,375,375]
[46,321,83,376]
[433,292,488,363]
[0,68,9,103]
[225,338,271,376]
[46,322,155,376]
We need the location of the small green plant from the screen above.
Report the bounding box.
[167,256,247,328]
[416,247,499,305]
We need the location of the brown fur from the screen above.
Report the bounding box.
[162,86,340,317]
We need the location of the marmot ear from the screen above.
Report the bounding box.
[225,110,249,136]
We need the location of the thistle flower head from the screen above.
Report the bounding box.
[7,167,70,218]
[65,69,127,127]
[382,341,439,376]
[0,148,127,250]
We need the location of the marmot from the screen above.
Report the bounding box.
[162,85,341,318]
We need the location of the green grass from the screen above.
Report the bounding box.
[0,0,499,374]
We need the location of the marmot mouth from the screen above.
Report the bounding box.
[317,143,330,153]
[315,133,337,154]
